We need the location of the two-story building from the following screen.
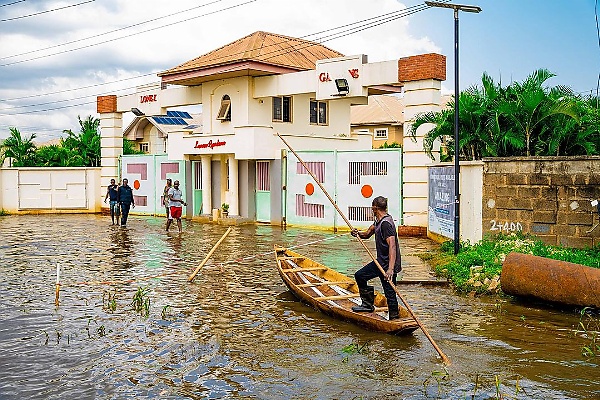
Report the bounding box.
[97,31,446,228]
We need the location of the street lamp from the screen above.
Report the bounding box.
[425,1,481,255]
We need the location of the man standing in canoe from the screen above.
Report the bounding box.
[350,196,401,320]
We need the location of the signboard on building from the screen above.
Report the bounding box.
[428,166,454,239]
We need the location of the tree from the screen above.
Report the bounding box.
[409,69,582,160]
[123,138,145,155]
[1,127,37,167]
[34,144,83,167]
[497,69,579,156]
[62,115,101,167]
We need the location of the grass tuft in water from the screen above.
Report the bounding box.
[102,290,118,313]
[576,307,600,358]
[341,341,369,363]
[130,286,151,318]
[0,209,9,216]
[161,305,172,320]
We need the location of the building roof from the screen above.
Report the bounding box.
[351,95,404,126]
[158,31,344,86]
[123,111,203,139]
[350,94,453,126]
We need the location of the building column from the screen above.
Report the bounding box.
[397,54,446,228]
[228,154,239,216]
[99,111,123,206]
[201,155,212,214]
[402,78,442,227]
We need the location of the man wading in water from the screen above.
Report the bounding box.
[350,196,402,320]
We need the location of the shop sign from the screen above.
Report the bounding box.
[194,139,226,150]
[140,94,157,103]
[318,72,331,82]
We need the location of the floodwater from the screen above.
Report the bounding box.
[0,214,598,399]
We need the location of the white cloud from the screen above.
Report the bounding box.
[0,0,439,140]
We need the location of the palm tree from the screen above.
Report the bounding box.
[497,69,579,156]
[1,127,37,167]
[62,115,101,167]
[35,144,84,167]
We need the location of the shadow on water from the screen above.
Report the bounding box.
[0,214,598,399]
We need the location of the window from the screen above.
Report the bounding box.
[374,128,388,140]
[273,96,292,122]
[216,95,231,121]
[256,161,270,191]
[310,99,328,125]
[139,142,149,153]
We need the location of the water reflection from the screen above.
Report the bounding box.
[0,214,597,399]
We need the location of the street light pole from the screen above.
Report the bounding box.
[424,1,481,255]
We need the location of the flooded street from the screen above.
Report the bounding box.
[0,214,598,399]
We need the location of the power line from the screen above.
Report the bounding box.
[0,2,436,116]
[0,0,95,22]
[0,0,256,67]
[0,72,158,102]
[1,3,429,104]
[0,0,27,7]
[0,0,223,61]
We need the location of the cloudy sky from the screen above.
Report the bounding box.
[0,0,598,141]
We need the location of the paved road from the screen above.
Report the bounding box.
[398,237,448,285]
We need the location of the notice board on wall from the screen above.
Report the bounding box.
[428,166,454,239]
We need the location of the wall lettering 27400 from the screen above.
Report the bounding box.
[490,220,523,232]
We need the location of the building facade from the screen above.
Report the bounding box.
[97,31,446,227]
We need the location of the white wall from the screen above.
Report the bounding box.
[0,168,101,213]
[460,161,484,244]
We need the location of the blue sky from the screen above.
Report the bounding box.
[0,0,598,141]
[409,0,600,95]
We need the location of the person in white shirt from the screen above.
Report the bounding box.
[166,180,186,232]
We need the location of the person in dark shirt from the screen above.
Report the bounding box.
[350,196,402,320]
[103,178,119,225]
[117,178,135,226]
[163,178,172,220]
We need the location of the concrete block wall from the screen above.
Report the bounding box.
[483,156,600,248]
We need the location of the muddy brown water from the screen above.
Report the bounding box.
[0,214,598,399]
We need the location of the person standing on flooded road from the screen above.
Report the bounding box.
[104,178,119,225]
[117,178,135,226]
[350,195,402,320]
[162,178,172,220]
[166,180,186,233]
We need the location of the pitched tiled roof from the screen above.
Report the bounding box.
[351,95,404,125]
[159,31,344,77]
[351,94,453,126]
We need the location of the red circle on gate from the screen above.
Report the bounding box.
[133,180,141,190]
[305,183,315,196]
[361,184,373,198]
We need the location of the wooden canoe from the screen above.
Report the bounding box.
[274,246,419,335]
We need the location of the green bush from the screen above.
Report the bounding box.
[427,232,600,294]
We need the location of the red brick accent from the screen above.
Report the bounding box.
[398,53,446,83]
[97,95,117,113]
[397,225,427,237]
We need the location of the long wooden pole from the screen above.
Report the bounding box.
[188,227,233,282]
[277,133,450,365]
[55,264,61,306]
